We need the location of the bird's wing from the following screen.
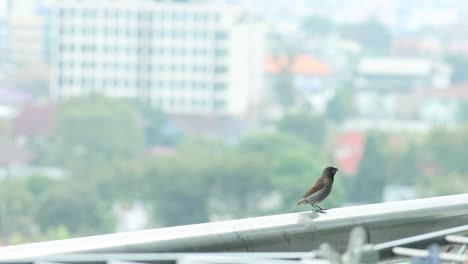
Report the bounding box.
[301,180,324,198]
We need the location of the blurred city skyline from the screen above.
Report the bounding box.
[0,0,467,245]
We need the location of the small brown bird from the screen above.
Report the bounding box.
[294,166,338,213]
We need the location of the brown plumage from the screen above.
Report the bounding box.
[294,166,338,212]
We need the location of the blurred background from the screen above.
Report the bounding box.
[0,0,467,245]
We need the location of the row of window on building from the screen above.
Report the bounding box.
[59,61,228,74]
[58,77,228,91]
[58,43,228,57]
[153,97,227,109]
[59,8,222,23]
[58,26,229,41]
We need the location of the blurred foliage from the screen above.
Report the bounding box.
[325,89,356,123]
[48,95,145,175]
[0,179,38,244]
[386,144,420,186]
[277,112,328,147]
[420,126,468,174]
[417,172,468,197]
[350,133,388,203]
[340,18,391,54]
[272,68,297,112]
[2,95,467,244]
[239,133,344,211]
[129,100,181,146]
[301,15,335,36]
[35,181,114,235]
[445,53,468,84]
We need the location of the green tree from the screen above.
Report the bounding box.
[386,145,421,186]
[325,89,355,123]
[26,174,57,197]
[417,172,468,197]
[457,102,468,123]
[277,112,328,147]
[351,133,388,203]
[143,153,214,226]
[0,179,38,244]
[49,95,145,174]
[340,18,391,54]
[272,68,297,112]
[239,132,344,211]
[302,15,334,36]
[209,151,273,218]
[129,100,181,147]
[421,127,468,175]
[35,181,114,236]
[445,53,468,84]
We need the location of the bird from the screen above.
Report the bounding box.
[294,166,338,213]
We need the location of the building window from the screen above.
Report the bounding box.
[214,66,228,74]
[214,100,226,110]
[157,80,164,88]
[215,31,228,40]
[215,49,228,57]
[214,82,227,91]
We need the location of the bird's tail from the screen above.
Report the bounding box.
[291,198,307,209]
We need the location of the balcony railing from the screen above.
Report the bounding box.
[0,194,467,263]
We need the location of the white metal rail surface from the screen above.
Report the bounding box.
[0,194,467,262]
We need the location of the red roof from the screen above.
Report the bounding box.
[12,102,57,137]
[290,54,331,76]
[264,55,288,74]
[333,132,365,176]
[264,54,331,76]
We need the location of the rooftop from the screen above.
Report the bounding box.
[357,57,433,76]
[264,54,331,76]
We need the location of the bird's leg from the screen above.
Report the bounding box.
[311,204,327,214]
[315,204,326,210]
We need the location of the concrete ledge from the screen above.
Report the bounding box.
[0,194,467,260]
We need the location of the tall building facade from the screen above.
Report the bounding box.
[51,0,265,116]
[0,0,53,65]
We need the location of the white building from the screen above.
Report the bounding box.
[51,0,265,117]
[353,56,452,118]
[0,0,53,64]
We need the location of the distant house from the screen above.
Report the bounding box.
[355,57,451,91]
[391,37,443,56]
[0,87,32,106]
[264,54,334,113]
[353,56,452,118]
[11,102,57,140]
[419,81,468,125]
[333,132,365,176]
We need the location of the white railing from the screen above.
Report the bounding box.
[0,194,467,262]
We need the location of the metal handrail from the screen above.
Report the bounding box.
[0,194,467,261]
